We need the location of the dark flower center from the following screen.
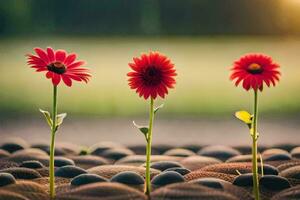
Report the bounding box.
[142,66,162,86]
[247,63,263,74]
[47,62,66,74]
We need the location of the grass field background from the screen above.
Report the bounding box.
[1,36,299,117]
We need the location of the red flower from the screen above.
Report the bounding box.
[230,54,280,91]
[27,47,91,87]
[127,51,177,100]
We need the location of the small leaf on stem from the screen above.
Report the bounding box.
[235,110,253,128]
[56,113,67,127]
[39,109,52,128]
[154,104,164,114]
[133,121,149,140]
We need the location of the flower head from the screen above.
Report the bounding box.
[230,53,280,91]
[127,51,177,100]
[27,47,91,87]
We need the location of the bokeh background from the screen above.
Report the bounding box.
[0,0,299,146]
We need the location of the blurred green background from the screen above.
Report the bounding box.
[1,0,300,118]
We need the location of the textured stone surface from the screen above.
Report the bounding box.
[185,170,236,183]
[201,162,278,175]
[56,182,147,200]
[151,182,239,200]
[0,167,42,179]
[0,180,48,200]
[271,185,300,200]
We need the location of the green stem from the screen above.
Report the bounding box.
[252,89,260,200]
[49,85,58,199]
[145,97,154,196]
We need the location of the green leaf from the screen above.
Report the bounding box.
[39,109,52,128]
[56,113,67,127]
[133,121,149,136]
[154,104,164,114]
[235,110,253,128]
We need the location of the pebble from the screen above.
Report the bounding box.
[198,145,241,161]
[180,155,222,171]
[264,153,292,161]
[226,155,254,163]
[260,175,291,191]
[31,144,65,156]
[0,149,10,158]
[55,165,87,178]
[71,174,108,186]
[151,144,174,154]
[70,155,109,169]
[262,148,289,157]
[151,171,185,186]
[90,142,123,156]
[291,146,300,159]
[110,171,144,185]
[164,167,191,175]
[179,144,203,153]
[54,157,75,167]
[0,138,29,153]
[163,148,196,157]
[280,166,300,179]
[101,148,134,160]
[0,167,42,179]
[20,160,44,169]
[87,165,160,179]
[272,144,298,152]
[116,155,182,166]
[233,173,253,187]
[190,177,228,189]
[0,172,16,186]
[150,161,183,171]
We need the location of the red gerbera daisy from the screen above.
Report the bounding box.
[127,51,177,100]
[26,47,91,87]
[230,53,281,91]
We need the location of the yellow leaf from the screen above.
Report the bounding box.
[235,110,252,125]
